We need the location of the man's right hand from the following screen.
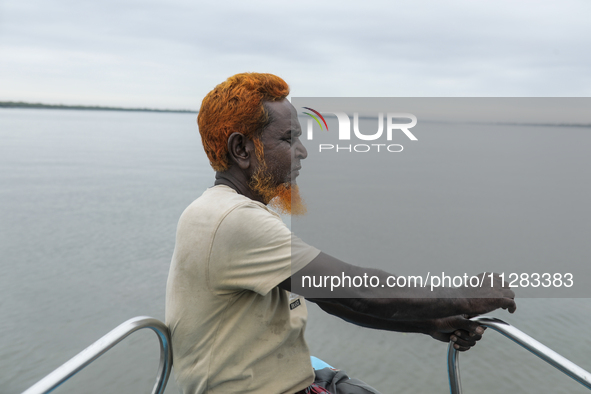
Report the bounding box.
[427,315,485,352]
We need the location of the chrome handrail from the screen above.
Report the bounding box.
[448,316,591,393]
[21,316,172,394]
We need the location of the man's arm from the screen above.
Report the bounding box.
[313,300,485,351]
[279,252,516,321]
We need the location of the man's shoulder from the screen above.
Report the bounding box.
[179,185,280,230]
[186,185,253,213]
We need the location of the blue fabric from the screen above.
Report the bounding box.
[310,356,334,370]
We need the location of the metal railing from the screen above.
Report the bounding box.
[22,316,172,394]
[448,316,591,394]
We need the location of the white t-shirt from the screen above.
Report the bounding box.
[165,185,320,394]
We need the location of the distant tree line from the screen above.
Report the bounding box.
[0,101,197,114]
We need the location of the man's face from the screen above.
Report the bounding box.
[250,99,308,215]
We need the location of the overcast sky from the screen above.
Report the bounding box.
[1,0,590,109]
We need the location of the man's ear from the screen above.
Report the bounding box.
[227,132,254,170]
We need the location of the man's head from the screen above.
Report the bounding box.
[198,73,290,172]
[198,73,307,215]
[249,99,307,215]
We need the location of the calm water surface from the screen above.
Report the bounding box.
[1,109,590,393]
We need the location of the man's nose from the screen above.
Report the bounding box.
[295,139,308,160]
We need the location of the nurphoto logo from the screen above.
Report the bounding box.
[301,108,418,153]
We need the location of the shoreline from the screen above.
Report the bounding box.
[0,101,197,114]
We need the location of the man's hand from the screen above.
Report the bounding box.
[461,273,517,316]
[427,315,485,352]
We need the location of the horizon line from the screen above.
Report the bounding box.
[0,101,198,114]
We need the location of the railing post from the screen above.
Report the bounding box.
[21,316,173,394]
[447,341,462,394]
[448,316,591,393]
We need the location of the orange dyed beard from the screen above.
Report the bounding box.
[269,183,307,216]
[249,142,307,216]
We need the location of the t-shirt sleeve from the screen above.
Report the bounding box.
[208,202,320,296]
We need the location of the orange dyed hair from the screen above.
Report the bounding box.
[197,73,290,171]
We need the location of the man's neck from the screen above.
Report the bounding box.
[214,171,265,204]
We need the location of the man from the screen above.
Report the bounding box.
[165,73,516,394]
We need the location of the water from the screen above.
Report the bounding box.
[1,109,590,393]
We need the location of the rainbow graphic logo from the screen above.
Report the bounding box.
[302,107,329,131]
